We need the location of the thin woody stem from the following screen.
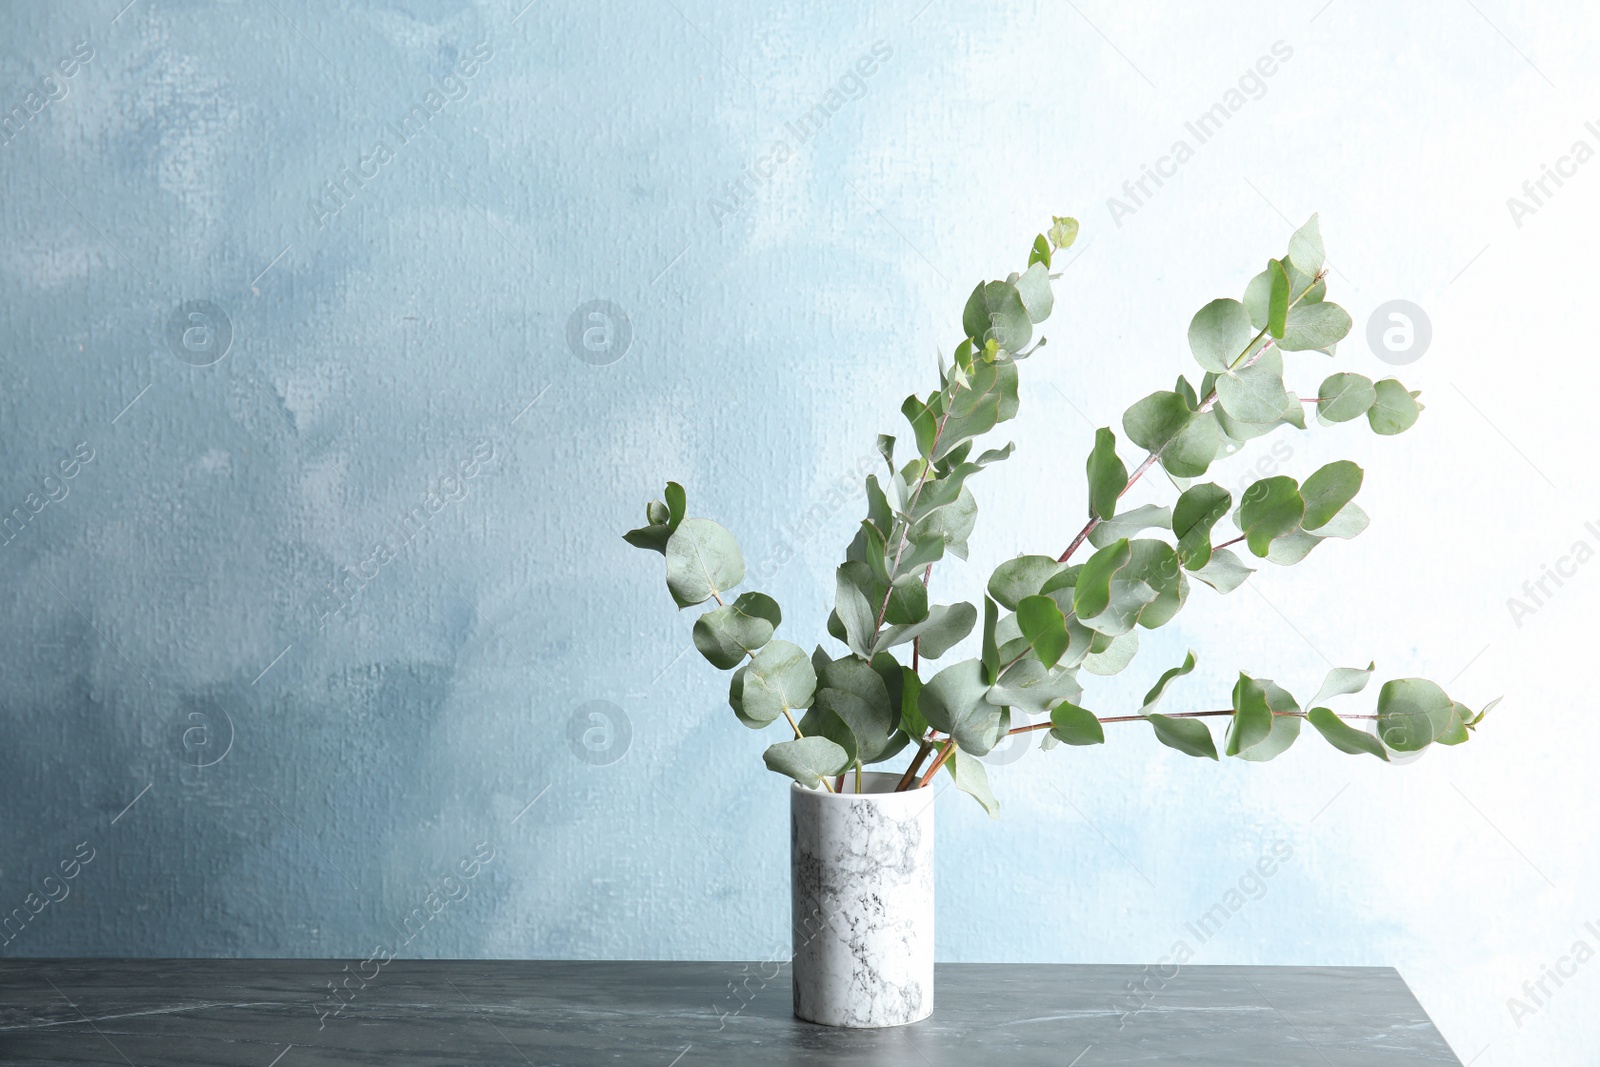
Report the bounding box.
[1006,708,1377,735]
[917,740,955,788]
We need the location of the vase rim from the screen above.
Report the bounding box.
[790,771,931,802]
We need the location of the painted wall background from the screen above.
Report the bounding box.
[1,0,1595,1061]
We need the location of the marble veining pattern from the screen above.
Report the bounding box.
[789,775,936,1028]
[0,960,1463,1065]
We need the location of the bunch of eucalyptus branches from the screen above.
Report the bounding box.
[625,216,1493,813]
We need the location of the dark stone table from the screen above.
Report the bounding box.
[0,959,1461,1065]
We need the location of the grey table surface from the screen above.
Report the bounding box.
[0,959,1461,1066]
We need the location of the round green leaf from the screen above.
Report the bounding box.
[1073,538,1132,620]
[1301,461,1363,531]
[691,591,782,669]
[988,555,1068,611]
[1049,701,1105,746]
[1280,302,1353,352]
[1123,391,1191,455]
[1316,373,1376,424]
[665,518,746,608]
[763,736,851,786]
[1368,379,1421,435]
[1236,475,1304,557]
[962,280,1032,353]
[741,640,817,727]
[1375,678,1453,752]
[1188,298,1256,374]
[1017,595,1071,669]
[1173,483,1232,570]
[1216,349,1291,425]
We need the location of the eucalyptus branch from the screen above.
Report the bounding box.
[1055,273,1322,565]
[1006,708,1378,735]
[624,215,1490,815]
[872,386,964,635]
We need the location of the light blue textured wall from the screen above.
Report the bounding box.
[2,2,1595,1062]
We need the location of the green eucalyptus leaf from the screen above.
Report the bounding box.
[1301,461,1364,531]
[834,563,879,658]
[902,486,979,571]
[1163,410,1223,478]
[1148,714,1219,760]
[988,555,1069,611]
[1082,628,1138,676]
[920,659,1006,755]
[1073,538,1132,620]
[982,595,1001,684]
[876,434,895,473]
[935,361,1020,461]
[763,736,852,786]
[1139,650,1197,714]
[1173,483,1232,570]
[1316,501,1369,540]
[898,667,928,739]
[1309,662,1375,707]
[987,658,1083,714]
[1265,529,1323,566]
[1123,539,1187,629]
[1234,679,1302,762]
[1087,504,1173,549]
[816,652,894,721]
[1188,298,1257,374]
[741,640,817,727]
[884,573,930,626]
[1236,475,1305,557]
[1049,701,1105,746]
[1123,391,1192,456]
[692,591,782,669]
[1375,678,1454,752]
[665,518,746,608]
[1226,673,1274,755]
[806,686,894,764]
[1280,302,1353,352]
[1049,215,1080,251]
[1368,379,1422,435]
[1436,703,1473,746]
[1014,261,1055,324]
[1017,595,1071,669]
[1087,428,1128,520]
[962,280,1033,353]
[945,745,1000,817]
[902,394,938,457]
[1287,214,1325,276]
[1217,348,1291,424]
[1307,707,1389,759]
[875,601,978,658]
[1268,259,1290,339]
[1191,547,1254,593]
[1029,233,1051,268]
[624,481,689,553]
[1236,710,1301,761]
[1317,372,1377,424]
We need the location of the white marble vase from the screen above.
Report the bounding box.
[789,771,935,1028]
